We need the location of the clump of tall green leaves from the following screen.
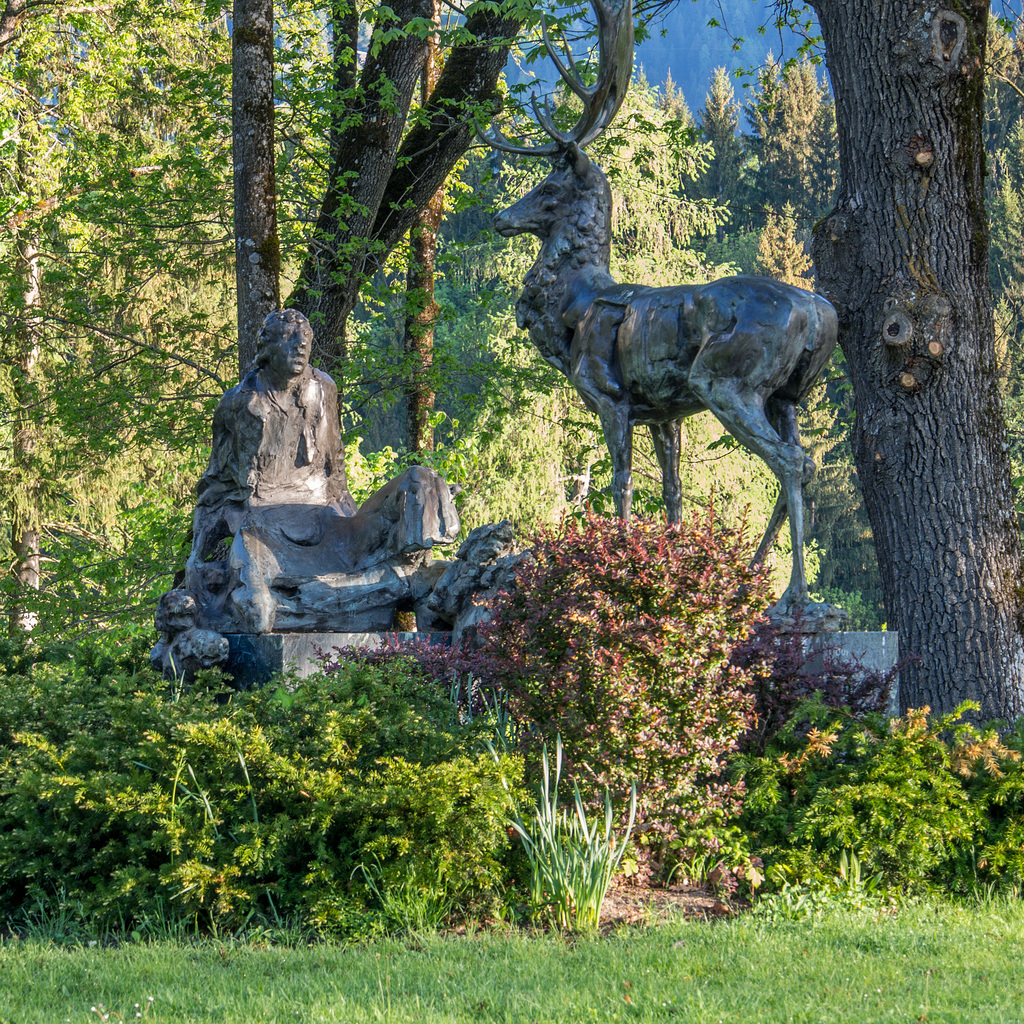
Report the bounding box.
[506,737,636,932]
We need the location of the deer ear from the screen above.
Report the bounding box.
[567,141,590,177]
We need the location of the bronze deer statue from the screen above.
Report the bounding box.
[479,0,838,612]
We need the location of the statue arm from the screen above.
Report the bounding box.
[196,386,252,506]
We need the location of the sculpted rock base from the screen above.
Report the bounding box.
[428,521,532,644]
[767,600,850,633]
[150,590,230,684]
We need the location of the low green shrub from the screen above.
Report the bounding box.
[749,849,896,921]
[736,696,1024,893]
[0,649,521,935]
[466,511,773,879]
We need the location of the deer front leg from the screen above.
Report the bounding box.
[649,420,683,523]
[599,404,634,521]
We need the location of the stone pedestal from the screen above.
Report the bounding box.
[802,631,901,714]
[224,631,450,690]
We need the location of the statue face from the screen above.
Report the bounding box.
[262,318,312,386]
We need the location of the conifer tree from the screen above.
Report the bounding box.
[807,98,840,216]
[756,203,813,287]
[696,66,743,238]
[659,68,691,123]
[745,58,836,226]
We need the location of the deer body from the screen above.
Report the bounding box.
[496,159,837,609]
[482,0,837,611]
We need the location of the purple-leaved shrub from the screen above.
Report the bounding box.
[465,511,773,871]
[732,619,891,755]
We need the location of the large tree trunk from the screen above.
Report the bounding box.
[233,0,280,377]
[810,0,1024,720]
[404,0,443,456]
[286,1,522,371]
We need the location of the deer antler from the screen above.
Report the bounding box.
[477,0,634,157]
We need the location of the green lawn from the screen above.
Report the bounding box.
[2,901,1022,1024]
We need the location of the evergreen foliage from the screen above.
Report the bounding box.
[696,67,743,237]
[737,698,1024,894]
[0,640,520,933]
[756,202,813,288]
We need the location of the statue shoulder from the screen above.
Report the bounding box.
[309,366,338,393]
[212,377,251,420]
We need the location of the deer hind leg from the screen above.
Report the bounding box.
[649,420,683,523]
[752,400,814,566]
[691,377,810,609]
[754,490,788,568]
[598,403,634,521]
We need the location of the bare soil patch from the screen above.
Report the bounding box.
[599,881,741,931]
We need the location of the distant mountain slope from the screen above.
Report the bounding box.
[507,0,813,120]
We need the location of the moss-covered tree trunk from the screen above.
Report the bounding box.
[0,0,28,57]
[233,0,280,376]
[811,0,1024,719]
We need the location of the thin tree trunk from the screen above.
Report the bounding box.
[0,0,28,59]
[8,92,42,634]
[404,191,443,456]
[810,0,1024,719]
[233,0,280,377]
[329,0,359,161]
[404,2,443,456]
[9,230,41,633]
[289,0,432,374]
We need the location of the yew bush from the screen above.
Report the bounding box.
[0,644,518,935]
[467,512,773,863]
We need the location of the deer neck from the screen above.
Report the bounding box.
[517,204,614,375]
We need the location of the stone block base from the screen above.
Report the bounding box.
[224,631,450,690]
[803,631,901,714]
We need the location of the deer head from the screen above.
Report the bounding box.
[492,152,612,245]
[481,0,634,368]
